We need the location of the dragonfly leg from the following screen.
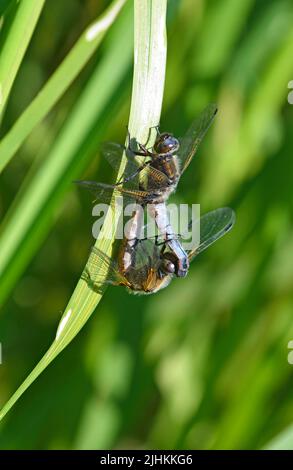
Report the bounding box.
[136,233,180,245]
[154,235,179,247]
[125,128,146,154]
[145,126,161,151]
[115,161,150,186]
[142,125,160,147]
[126,127,153,157]
[137,143,153,156]
[126,124,160,152]
[150,124,161,138]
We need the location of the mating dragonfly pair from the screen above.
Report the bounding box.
[76,104,235,294]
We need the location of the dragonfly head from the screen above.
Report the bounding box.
[160,252,188,278]
[154,133,179,155]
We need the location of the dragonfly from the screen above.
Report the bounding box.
[75,103,217,206]
[75,103,217,277]
[82,207,235,295]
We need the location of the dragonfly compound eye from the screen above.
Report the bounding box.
[155,133,179,154]
[161,259,176,275]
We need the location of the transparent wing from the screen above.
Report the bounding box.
[132,237,161,271]
[141,207,235,257]
[178,103,217,174]
[75,180,115,204]
[186,207,236,261]
[101,142,170,190]
[101,142,141,177]
[75,180,162,205]
[75,180,135,207]
[82,246,125,292]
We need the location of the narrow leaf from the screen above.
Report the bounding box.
[0,0,46,116]
[0,0,126,173]
[0,0,168,421]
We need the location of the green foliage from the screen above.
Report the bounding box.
[0,0,293,450]
[0,0,130,308]
[0,0,46,115]
[265,424,293,450]
[0,0,167,422]
[0,0,127,173]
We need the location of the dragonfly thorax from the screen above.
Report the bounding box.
[150,152,181,194]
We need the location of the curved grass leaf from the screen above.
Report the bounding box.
[0,0,127,173]
[264,424,293,450]
[0,0,46,117]
[0,2,133,309]
[0,0,167,421]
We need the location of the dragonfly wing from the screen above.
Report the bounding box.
[100,142,125,172]
[186,207,235,262]
[75,180,160,206]
[130,238,161,272]
[82,246,125,291]
[102,142,170,189]
[74,180,117,204]
[178,103,217,174]
[101,142,141,175]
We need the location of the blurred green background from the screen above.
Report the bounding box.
[0,0,293,450]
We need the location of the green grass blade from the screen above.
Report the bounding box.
[0,3,133,308]
[264,424,293,450]
[0,0,46,116]
[0,0,126,174]
[0,0,167,421]
[0,1,13,16]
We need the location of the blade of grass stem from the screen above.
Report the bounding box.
[264,423,293,450]
[0,3,133,308]
[0,0,167,421]
[0,0,126,174]
[0,0,46,117]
